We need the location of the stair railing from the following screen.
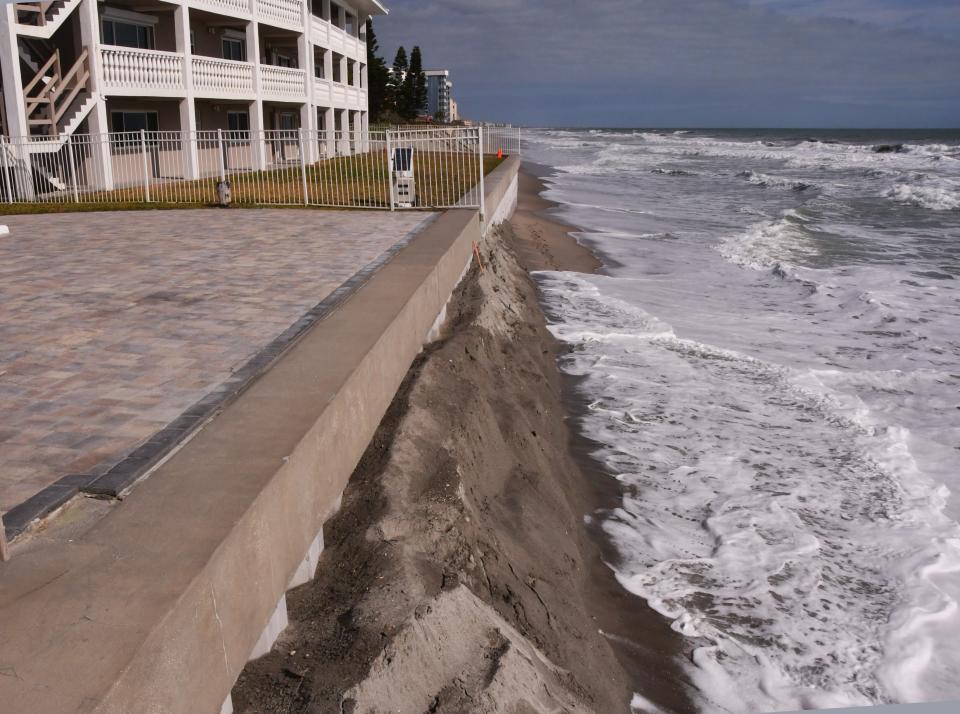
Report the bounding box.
[50,47,90,134]
[23,48,60,133]
[23,47,90,138]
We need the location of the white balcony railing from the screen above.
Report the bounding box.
[313,76,331,103]
[260,65,306,98]
[192,57,255,97]
[325,23,363,58]
[256,0,302,29]
[101,46,185,94]
[191,0,251,17]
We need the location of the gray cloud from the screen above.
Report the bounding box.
[373,0,960,127]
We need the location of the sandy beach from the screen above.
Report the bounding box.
[510,169,602,273]
[232,168,693,713]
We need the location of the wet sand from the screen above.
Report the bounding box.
[510,169,603,273]
[510,166,697,713]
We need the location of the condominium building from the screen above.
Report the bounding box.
[424,69,451,122]
[0,0,386,189]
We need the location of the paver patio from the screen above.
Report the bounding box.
[0,209,429,516]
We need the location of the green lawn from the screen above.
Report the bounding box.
[0,154,506,216]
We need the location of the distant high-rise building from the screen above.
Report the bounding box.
[424,70,452,122]
[449,97,459,122]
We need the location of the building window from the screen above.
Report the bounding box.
[101,17,155,50]
[273,53,293,68]
[227,111,249,131]
[222,37,246,62]
[110,111,159,133]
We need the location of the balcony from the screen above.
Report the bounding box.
[191,0,252,19]
[256,0,303,31]
[101,46,185,96]
[310,17,364,59]
[192,57,255,99]
[98,47,341,107]
[312,75,332,105]
[260,65,307,100]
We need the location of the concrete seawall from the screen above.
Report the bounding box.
[0,157,520,713]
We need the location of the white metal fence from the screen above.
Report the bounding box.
[482,126,522,157]
[370,124,522,157]
[0,125,514,212]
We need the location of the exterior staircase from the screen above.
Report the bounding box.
[14,0,84,39]
[1,2,94,199]
[3,45,98,199]
[28,92,98,152]
[18,36,56,74]
[23,47,93,138]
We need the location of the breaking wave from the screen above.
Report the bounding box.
[884,180,960,211]
[716,210,820,271]
[739,170,817,192]
[523,127,960,712]
[534,271,960,713]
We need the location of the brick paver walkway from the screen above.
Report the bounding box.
[0,209,428,514]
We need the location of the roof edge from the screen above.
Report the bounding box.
[355,0,389,17]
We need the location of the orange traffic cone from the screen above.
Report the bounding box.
[497,148,503,159]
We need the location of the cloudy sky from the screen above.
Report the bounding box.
[372,0,960,128]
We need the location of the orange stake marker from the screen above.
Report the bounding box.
[473,241,485,273]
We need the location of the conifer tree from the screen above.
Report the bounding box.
[407,46,428,120]
[387,46,408,118]
[365,20,390,121]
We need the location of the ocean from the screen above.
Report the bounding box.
[522,129,960,713]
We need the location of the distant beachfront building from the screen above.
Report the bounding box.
[449,97,459,122]
[425,69,451,122]
[0,0,386,183]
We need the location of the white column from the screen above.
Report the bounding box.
[335,108,344,155]
[300,102,314,160]
[0,5,35,199]
[0,5,27,139]
[297,7,315,161]
[338,109,350,156]
[77,0,113,190]
[245,9,267,170]
[324,47,333,84]
[323,106,334,157]
[174,4,199,178]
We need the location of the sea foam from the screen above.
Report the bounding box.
[525,127,960,711]
[536,271,960,713]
